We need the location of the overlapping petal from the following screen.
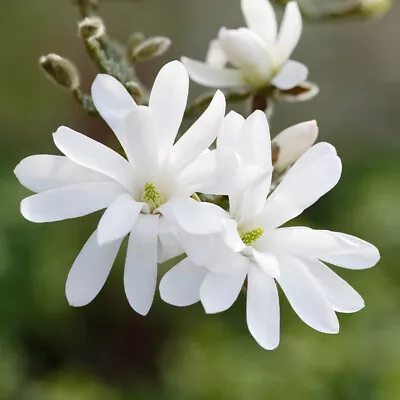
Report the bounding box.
[272,60,308,90]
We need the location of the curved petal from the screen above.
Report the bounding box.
[170,90,226,170]
[272,60,308,90]
[266,227,380,270]
[200,269,247,314]
[91,74,136,152]
[241,0,278,43]
[66,230,123,307]
[277,255,339,334]
[217,111,246,150]
[53,126,137,193]
[124,214,159,316]
[251,249,280,278]
[246,265,280,350]
[276,1,303,64]
[304,258,364,313]
[259,151,342,229]
[21,182,125,223]
[272,120,318,171]
[218,27,274,73]
[181,57,244,89]
[97,194,143,245]
[14,155,110,193]
[158,216,184,263]
[149,61,188,163]
[206,39,227,68]
[159,258,207,306]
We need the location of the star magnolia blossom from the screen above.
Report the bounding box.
[14,60,230,316]
[160,111,380,350]
[182,0,308,91]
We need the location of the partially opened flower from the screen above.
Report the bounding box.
[160,112,380,350]
[14,60,228,316]
[182,0,308,92]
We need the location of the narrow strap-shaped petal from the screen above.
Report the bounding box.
[21,182,125,223]
[276,255,339,334]
[169,90,226,170]
[149,61,189,163]
[157,216,184,263]
[14,155,110,193]
[53,126,137,193]
[272,60,308,90]
[124,214,159,316]
[259,149,342,229]
[66,230,123,307]
[91,74,136,152]
[159,257,207,306]
[206,39,227,68]
[276,1,302,64]
[97,194,143,245]
[241,0,278,43]
[181,57,244,89]
[217,111,245,150]
[265,227,380,270]
[303,258,365,313]
[200,269,247,314]
[246,265,280,350]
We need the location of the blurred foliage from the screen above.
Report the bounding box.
[0,0,400,399]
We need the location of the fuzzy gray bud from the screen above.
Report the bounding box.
[125,81,143,103]
[78,16,106,41]
[133,36,171,61]
[39,54,80,91]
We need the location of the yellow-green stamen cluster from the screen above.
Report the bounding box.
[240,228,264,246]
[141,181,164,213]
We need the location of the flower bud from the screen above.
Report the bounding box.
[272,120,319,171]
[78,16,106,41]
[359,0,392,16]
[39,54,80,91]
[133,36,172,61]
[125,81,143,103]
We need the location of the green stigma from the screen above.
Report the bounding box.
[141,181,164,213]
[240,228,264,246]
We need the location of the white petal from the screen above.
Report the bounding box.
[158,197,228,235]
[177,229,215,266]
[181,57,245,89]
[218,27,274,73]
[236,110,272,172]
[241,0,278,43]
[272,120,318,171]
[53,126,137,193]
[266,227,380,270]
[124,214,159,316]
[91,74,136,151]
[291,142,337,170]
[97,194,143,245]
[221,219,246,252]
[206,39,227,68]
[200,269,247,314]
[246,265,280,350]
[159,258,207,306]
[259,151,342,229]
[272,60,308,90]
[276,1,303,64]
[252,249,280,278]
[170,90,226,170]
[14,155,110,193]
[149,61,188,163]
[123,106,158,172]
[277,255,339,334]
[217,111,246,150]
[66,230,123,307]
[304,258,364,313]
[21,182,125,223]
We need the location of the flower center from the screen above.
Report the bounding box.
[240,228,264,246]
[141,181,164,213]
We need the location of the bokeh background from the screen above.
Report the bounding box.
[1,1,400,399]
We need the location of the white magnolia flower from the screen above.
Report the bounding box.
[160,112,380,350]
[181,0,308,91]
[14,60,228,316]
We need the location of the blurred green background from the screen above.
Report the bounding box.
[1,1,400,399]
